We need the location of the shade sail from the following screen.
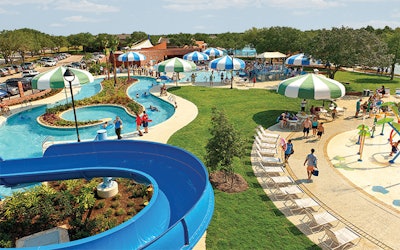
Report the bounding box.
[256,51,287,59]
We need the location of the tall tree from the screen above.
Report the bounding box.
[306,27,390,79]
[386,28,400,80]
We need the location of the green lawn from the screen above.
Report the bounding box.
[166,71,399,249]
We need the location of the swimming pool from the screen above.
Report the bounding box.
[0,76,174,161]
[178,70,236,83]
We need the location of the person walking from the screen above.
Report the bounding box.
[284,139,294,163]
[135,113,143,136]
[317,122,325,140]
[113,116,123,140]
[302,117,312,138]
[304,148,317,181]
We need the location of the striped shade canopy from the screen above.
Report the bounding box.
[154,57,196,72]
[203,48,224,57]
[208,55,245,71]
[117,51,146,62]
[31,66,94,89]
[285,53,321,66]
[183,51,209,61]
[277,74,345,100]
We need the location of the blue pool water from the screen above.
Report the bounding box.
[0,76,174,161]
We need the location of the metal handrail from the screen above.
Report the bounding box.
[42,136,55,151]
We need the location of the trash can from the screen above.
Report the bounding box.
[97,129,107,141]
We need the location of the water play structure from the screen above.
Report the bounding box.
[0,140,214,249]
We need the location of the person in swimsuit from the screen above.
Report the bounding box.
[302,117,312,138]
[311,117,318,136]
[113,116,123,140]
[304,148,317,181]
[316,122,325,140]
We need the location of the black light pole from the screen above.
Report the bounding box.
[229,49,234,89]
[63,68,80,142]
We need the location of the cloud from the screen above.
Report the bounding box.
[63,15,102,23]
[55,0,120,13]
[267,0,343,9]
[162,0,254,11]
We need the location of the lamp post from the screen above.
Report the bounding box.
[63,68,80,142]
[228,49,234,89]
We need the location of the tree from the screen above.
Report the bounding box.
[386,28,400,80]
[306,27,390,79]
[205,107,245,176]
[127,31,148,45]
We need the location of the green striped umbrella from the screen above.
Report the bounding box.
[154,57,196,73]
[31,66,94,89]
[277,73,345,100]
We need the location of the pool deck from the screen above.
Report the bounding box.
[2,75,400,249]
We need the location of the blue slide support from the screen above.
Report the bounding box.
[0,140,214,249]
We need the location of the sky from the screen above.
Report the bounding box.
[1,0,400,36]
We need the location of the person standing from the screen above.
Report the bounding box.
[355,99,361,118]
[113,116,123,140]
[135,113,143,136]
[331,107,338,120]
[300,99,307,112]
[141,111,150,133]
[304,148,317,181]
[284,139,294,163]
[311,117,318,137]
[302,117,312,138]
[317,122,325,140]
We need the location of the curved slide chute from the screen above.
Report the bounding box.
[0,140,214,249]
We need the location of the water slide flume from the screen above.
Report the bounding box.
[0,140,214,249]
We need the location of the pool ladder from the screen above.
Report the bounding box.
[42,136,55,153]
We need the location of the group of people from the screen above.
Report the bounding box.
[282,140,318,181]
[112,111,151,140]
[301,116,324,139]
[278,111,299,128]
[355,92,383,118]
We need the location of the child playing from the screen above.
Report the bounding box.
[390,140,400,156]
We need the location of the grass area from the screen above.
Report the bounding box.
[165,71,398,249]
[334,70,400,94]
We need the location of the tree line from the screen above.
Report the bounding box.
[0,26,399,79]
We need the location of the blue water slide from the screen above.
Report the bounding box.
[0,140,214,249]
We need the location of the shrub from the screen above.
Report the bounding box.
[114,208,125,216]
[110,201,120,209]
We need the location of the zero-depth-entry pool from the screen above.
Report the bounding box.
[0,76,174,161]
